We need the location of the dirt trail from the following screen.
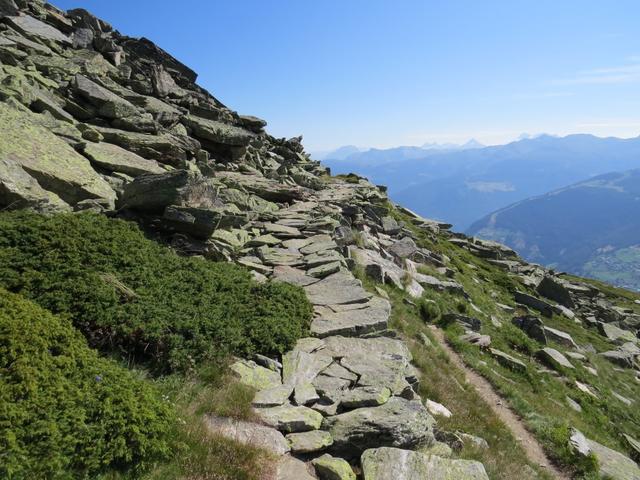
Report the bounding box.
[429,326,570,480]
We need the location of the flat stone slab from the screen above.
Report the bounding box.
[286,430,333,453]
[339,386,391,409]
[361,447,489,480]
[322,336,414,395]
[253,384,293,408]
[537,347,574,370]
[255,404,323,433]
[324,398,435,456]
[311,296,390,338]
[544,326,578,348]
[304,271,372,306]
[205,415,289,456]
[277,455,318,480]
[489,348,527,372]
[230,359,282,390]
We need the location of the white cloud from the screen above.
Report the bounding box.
[553,59,640,85]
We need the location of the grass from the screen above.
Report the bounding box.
[377,206,640,476]
[102,366,274,480]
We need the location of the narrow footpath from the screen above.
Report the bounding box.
[429,326,570,480]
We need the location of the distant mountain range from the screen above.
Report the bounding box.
[468,169,640,291]
[325,134,640,230]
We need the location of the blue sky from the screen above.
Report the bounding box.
[54,0,640,151]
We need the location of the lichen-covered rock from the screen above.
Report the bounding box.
[536,347,574,370]
[230,359,281,390]
[83,141,166,176]
[360,447,489,480]
[0,103,115,209]
[324,398,435,456]
[255,404,323,433]
[286,430,333,453]
[312,454,356,480]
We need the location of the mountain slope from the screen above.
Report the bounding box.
[327,134,640,230]
[468,169,640,290]
[1,2,640,480]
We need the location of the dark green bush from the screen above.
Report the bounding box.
[0,212,312,371]
[0,288,174,479]
[419,298,441,322]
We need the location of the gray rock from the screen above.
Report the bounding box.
[83,141,165,177]
[324,398,435,456]
[570,428,640,480]
[308,261,342,278]
[283,348,333,388]
[277,455,317,480]
[75,75,138,119]
[311,296,390,338]
[489,348,527,372]
[512,315,547,344]
[339,386,391,409]
[360,447,489,480]
[0,103,115,209]
[205,415,290,455]
[294,382,320,406]
[566,396,582,412]
[230,359,281,390]
[5,14,71,44]
[305,272,372,306]
[537,347,574,370]
[544,326,578,349]
[380,216,401,235]
[312,454,356,480]
[514,291,554,317]
[536,276,575,308]
[286,430,333,453]
[598,322,638,344]
[253,384,293,408]
[255,404,323,433]
[388,237,419,259]
[182,115,255,146]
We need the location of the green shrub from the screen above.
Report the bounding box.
[419,298,441,322]
[0,288,174,479]
[0,212,312,371]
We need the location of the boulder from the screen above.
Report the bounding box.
[5,14,71,44]
[182,114,255,146]
[277,455,318,480]
[514,291,554,317]
[360,447,489,480]
[0,103,115,208]
[544,326,578,349]
[74,75,138,119]
[324,398,435,456]
[489,348,527,372]
[388,237,419,259]
[512,315,547,343]
[311,296,390,338]
[380,216,401,235]
[536,276,575,308]
[83,141,165,177]
[598,322,638,344]
[304,272,372,306]
[286,430,333,453]
[255,404,323,433]
[205,415,289,456]
[570,428,640,480]
[425,399,452,418]
[536,347,574,370]
[312,454,356,480]
[229,359,281,390]
[252,384,293,408]
[339,386,391,409]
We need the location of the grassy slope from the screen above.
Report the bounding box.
[389,206,640,478]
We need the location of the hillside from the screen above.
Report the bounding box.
[468,169,640,291]
[1,2,640,480]
[327,135,640,230]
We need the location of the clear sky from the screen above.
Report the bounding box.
[54,0,640,152]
